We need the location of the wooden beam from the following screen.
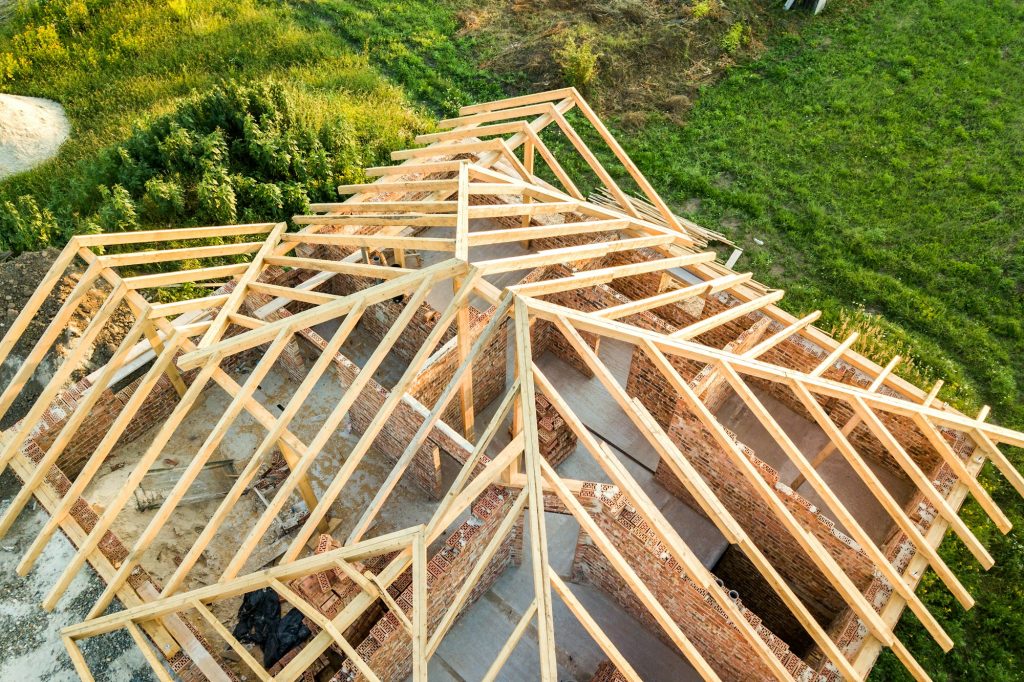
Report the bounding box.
[269,579,381,682]
[62,635,96,682]
[122,263,248,289]
[513,299,559,681]
[0,283,126,490]
[550,574,643,682]
[0,239,81,372]
[438,101,572,130]
[476,234,677,275]
[510,252,717,297]
[0,257,104,430]
[392,138,506,161]
[521,126,584,199]
[467,219,629,246]
[41,360,223,611]
[364,159,467,177]
[247,281,339,306]
[809,332,859,377]
[598,272,752,320]
[416,120,529,145]
[668,290,784,340]
[466,201,579,219]
[546,104,638,218]
[970,428,1024,499]
[63,527,419,639]
[568,90,685,233]
[75,223,276,247]
[264,255,413,279]
[306,200,456,213]
[126,622,176,682]
[98,241,264,268]
[458,89,576,116]
[335,179,460,195]
[150,294,230,318]
[412,531,428,680]
[161,293,364,597]
[192,599,272,681]
[743,311,822,359]
[481,600,537,682]
[425,383,522,539]
[290,214,458,229]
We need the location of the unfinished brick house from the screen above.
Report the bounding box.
[1,89,1022,682]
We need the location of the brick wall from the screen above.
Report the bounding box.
[331,487,519,681]
[569,481,824,681]
[536,391,578,466]
[407,312,508,434]
[627,347,875,628]
[590,660,629,681]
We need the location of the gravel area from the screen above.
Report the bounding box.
[0,470,154,681]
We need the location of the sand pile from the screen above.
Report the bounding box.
[0,93,70,179]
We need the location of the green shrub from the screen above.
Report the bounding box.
[721,22,745,55]
[166,0,190,23]
[690,0,716,21]
[76,79,368,235]
[141,176,186,222]
[95,185,139,233]
[0,196,59,252]
[556,29,601,94]
[14,23,68,65]
[196,168,237,225]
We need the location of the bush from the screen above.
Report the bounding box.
[0,196,59,252]
[72,79,368,237]
[690,0,717,22]
[721,22,745,55]
[556,29,600,95]
[95,185,139,233]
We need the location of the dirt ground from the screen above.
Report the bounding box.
[0,249,136,429]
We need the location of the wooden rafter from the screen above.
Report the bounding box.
[0,90,1021,682]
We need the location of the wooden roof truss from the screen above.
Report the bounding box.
[1,89,1023,681]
